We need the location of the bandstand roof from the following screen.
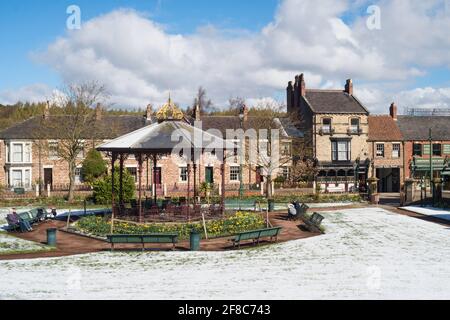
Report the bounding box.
[96,120,236,154]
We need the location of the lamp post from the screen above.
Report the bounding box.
[429,128,434,206]
[239,113,244,210]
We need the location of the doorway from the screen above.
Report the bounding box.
[44,168,53,189]
[376,168,400,193]
[205,167,214,184]
[153,167,162,185]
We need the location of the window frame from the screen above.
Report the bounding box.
[331,139,351,162]
[376,143,385,157]
[433,143,442,157]
[322,118,332,134]
[392,143,401,158]
[413,143,422,156]
[350,118,360,133]
[229,166,240,182]
[179,166,188,182]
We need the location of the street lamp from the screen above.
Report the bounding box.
[239,113,245,210]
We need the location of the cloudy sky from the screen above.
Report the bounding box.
[1,0,450,113]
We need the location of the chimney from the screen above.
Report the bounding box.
[146,104,153,121]
[345,79,353,95]
[389,102,398,121]
[95,103,102,121]
[286,81,294,113]
[299,73,306,97]
[194,103,201,121]
[43,100,50,120]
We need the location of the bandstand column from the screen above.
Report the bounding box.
[110,152,118,234]
[137,154,143,223]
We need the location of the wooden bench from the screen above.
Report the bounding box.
[230,227,282,248]
[106,233,179,251]
[302,212,325,233]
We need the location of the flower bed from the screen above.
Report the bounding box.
[75,212,266,240]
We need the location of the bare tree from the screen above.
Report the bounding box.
[192,86,215,114]
[37,82,108,201]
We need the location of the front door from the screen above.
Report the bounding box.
[44,168,53,189]
[205,167,214,184]
[153,167,162,185]
[391,168,400,193]
[256,167,264,184]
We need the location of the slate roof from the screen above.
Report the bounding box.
[304,90,369,114]
[397,116,450,141]
[198,116,298,138]
[0,115,151,140]
[0,113,301,141]
[97,120,236,153]
[368,116,403,141]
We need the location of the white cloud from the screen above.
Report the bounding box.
[0,83,54,105]
[5,0,445,113]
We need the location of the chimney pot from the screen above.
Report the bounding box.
[390,102,398,121]
[195,103,201,121]
[345,79,353,95]
[43,100,50,120]
[299,73,306,97]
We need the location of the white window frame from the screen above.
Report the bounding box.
[332,140,351,162]
[75,167,83,185]
[392,143,401,158]
[48,140,59,160]
[376,143,385,157]
[179,166,188,182]
[229,166,240,182]
[7,141,32,164]
[8,167,32,190]
[126,165,138,183]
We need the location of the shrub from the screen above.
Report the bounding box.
[82,149,107,184]
[76,211,266,240]
[92,166,136,204]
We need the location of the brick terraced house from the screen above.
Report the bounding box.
[0,99,302,197]
[367,103,404,193]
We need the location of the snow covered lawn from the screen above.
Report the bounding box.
[1,207,450,300]
[0,232,52,255]
[401,206,450,222]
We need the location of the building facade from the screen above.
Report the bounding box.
[287,74,370,193]
[0,101,301,196]
[367,104,404,193]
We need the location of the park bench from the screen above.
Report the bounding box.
[230,227,282,248]
[302,212,325,233]
[288,202,309,221]
[106,233,179,251]
[17,208,47,225]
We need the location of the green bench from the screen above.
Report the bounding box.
[230,227,282,248]
[106,233,179,251]
[302,212,325,233]
[18,208,47,225]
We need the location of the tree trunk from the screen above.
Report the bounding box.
[68,161,76,202]
[266,175,273,199]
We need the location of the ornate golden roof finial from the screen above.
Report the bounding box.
[155,93,184,122]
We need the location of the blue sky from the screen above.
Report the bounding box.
[0,0,449,113]
[0,0,279,89]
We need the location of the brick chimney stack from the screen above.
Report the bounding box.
[95,103,102,121]
[286,81,294,113]
[194,103,201,121]
[345,79,353,95]
[389,102,398,121]
[299,73,306,97]
[43,100,50,120]
[146,104,153,121]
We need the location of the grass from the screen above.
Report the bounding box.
[0,232,55,256]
